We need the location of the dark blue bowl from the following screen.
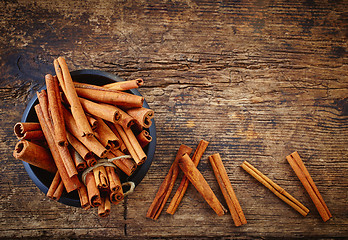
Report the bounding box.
[21,69,156,207]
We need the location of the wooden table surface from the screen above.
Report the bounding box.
[0,0,347,239]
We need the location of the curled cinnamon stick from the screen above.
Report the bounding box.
[75,86,144,108]
[107,150,136,176]
[86,115,98,130]
[14,122,44,141]
[78,185,90,210]
[85,171,101,207]
[241,160,309,217]
[146,145,192,220]
[210,154,247,226]
[126,107,154,129]
[93,166,109,191]
[46,171,61,200]
[103,78,144,91]
[178,153,226,216]
[94,118,120,150]
[45,74,67,146]
[286,152,331,221]
[79,97,135,128]
[114,124,141,165]
[167,140,209,215]
[13,140,57,173]
[98,196,111,217]
[136,130,152,148]
[62,107,108,158]
[35,104,81,193]
[66,131,94,164]
[69,147,87,172]
[55,57,93,137]
[123,125,147,165]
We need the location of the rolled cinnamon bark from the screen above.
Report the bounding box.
[66,131,94,163]
[167,140,209,215]
[55,57,93,137]
[86,115,98,130]
[123,125,147,165]
[79,97,135,129]
[98,196,111,217]
[146,145,192,220]
[126,107,154,129]
[178,153,226,216]
[35,104,81,193]
[85,171,101,207]
[45,74,67,146]
[103,78,144,91]
[78,185,90,210]
[106,166,121,193]
[93,166,109,191]
[75,87,144,108]
[52,181,64,201]
[106,122,127,153]
[110,191,124,204]
[37,90,78,178]
[13,140,57,173]
[114,124,141,165]
[136,130,152,148]
[46,171,61,200]
[107,151,136,176]
[62,107,108,158]
[210,153,247,226]
[14,122,44,141]
[94,118,120,150]
[69,147,87,172]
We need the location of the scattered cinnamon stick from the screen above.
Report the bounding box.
[13,140,57,173]
[146,144,192,220]
[55,57,93,137]
[103,78,144,91]
[178,153,226,216]
[210,153,247,226]
[241,160,309,217]
[166,140,209,215]
[286,152,331,221]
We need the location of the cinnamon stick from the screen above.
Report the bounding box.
[114,124,141,165]
[46,171,62,200]
[286,152,331,221]
[94,118,120,150]
[210,154,247,226]
[103,78,144,91]
[106,122,127,153]
[136,130,152,148]
[55,57,93,137]
[98,196,111,217]
[66,131,94,164]
[35,104,81,193]
[69,147,87,172]
[126,107,154,129]
[166,140,209,215]
[123,125,147,165]
[146,144,192,220]
[75,86,144,108]
[62,107,108,158]
[107,150,136,176]
[106,167,124,204]
[86,115,98,130]
[45,74,67,146]
[13,140,57,173]
[14,122,44,141]
[241,160,309,217]
[93,166,109,191]
[79,97,135,129]
[85,171,101,207]
[78,184,90,210]
[178,153,226,216]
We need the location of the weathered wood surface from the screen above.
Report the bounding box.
[0,0,347,239]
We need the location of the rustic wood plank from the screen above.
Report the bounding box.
[0,0,347,239]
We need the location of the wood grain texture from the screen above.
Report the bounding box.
[0,0,347,239]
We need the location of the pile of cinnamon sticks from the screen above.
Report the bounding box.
[13,57,154,217]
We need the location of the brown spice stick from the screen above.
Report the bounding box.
[13,140,57,173]
[114,124,141,165]
[106,166,121,193]
[55,57,93,137]
[146,144,192,220]
[62,107,108,158]
[178,153,226,216]
[78,184,90,210]
[136,130,152,148]
[86,115,98,130]
[14,122,41,135]
[123,125,147,165]
[45,74,67,146]
[126,107,154,129]
[94,117,120,150]
[47,171,61,200]
[286,152,331,221]
[52,181,64,201]
[35,104,81,193]
[106,122,127,153]
[98,196,111,217]
[66,131,94,163]
[85,171,101,207]
[93,166,109,191]
[241,161,309,217]
[166,140,209,215]
[75,86,144,108]
[19,130,45,141]
[103,78,144,91]
[107,150,136,176]
[69,147,87,172]
[210,154,247,226]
